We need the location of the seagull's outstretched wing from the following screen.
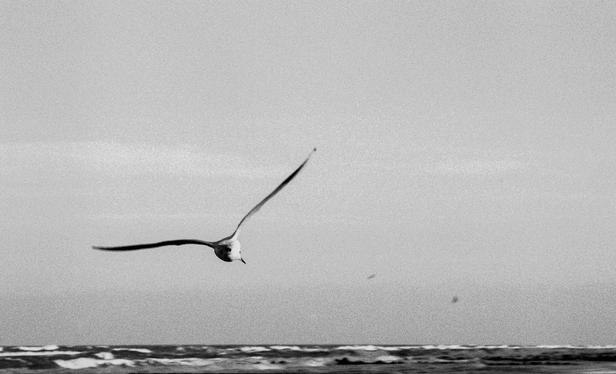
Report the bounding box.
[92,239,214,251]
[232,148,316,236]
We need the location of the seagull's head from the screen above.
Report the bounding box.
[229,251,246,264]
[226,239,245,264]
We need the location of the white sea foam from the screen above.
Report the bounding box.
[300,358,329,367]
[335,345,380,351]
[239,346,271,353]
[270,345,302,350]
[112,347,152,354]
[55,357,135,369]
[335,345,417,352]
[476,345,518,349]
[55,359,99,370]
[270,345,327,352]
[0,351,80,357]
[377,346,414,351]
[375,355,404,363]
[148,357,224,366]
[94,351,115,360]
[250,362,284,370]
[420,344,473,350]
[17,345,59,351]
[536,345,577,349]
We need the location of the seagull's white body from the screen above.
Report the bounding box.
[93,148,316,264]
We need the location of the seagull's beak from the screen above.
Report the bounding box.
[240,258,246,264]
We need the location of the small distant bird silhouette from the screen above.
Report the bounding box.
[92,148,316,264]
[451,296,459,303]
[367,274,376,280]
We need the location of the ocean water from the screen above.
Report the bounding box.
[2,344,616,373]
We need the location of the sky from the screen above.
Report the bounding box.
[1,1,616,345]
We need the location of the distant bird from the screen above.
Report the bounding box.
[451,296,459,303]
[92,148,317,264]
[367,273,376,280]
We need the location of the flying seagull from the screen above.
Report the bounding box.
[92,148,316,264]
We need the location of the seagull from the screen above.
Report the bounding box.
[367,273,376,280]
[92,148,316,264]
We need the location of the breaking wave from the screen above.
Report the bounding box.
[2,344,616,372]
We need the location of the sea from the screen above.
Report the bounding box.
[2,344,616,374]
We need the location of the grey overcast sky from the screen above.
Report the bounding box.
[2,1,616,345]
